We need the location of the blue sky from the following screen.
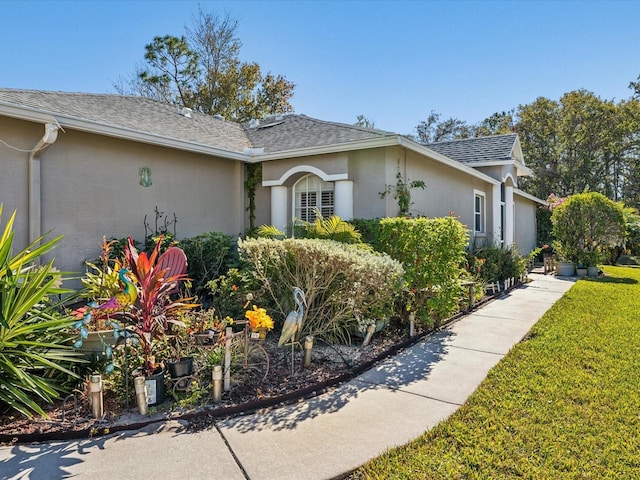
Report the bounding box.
[2,0,639,135]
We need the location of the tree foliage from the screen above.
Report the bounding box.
[551,192,625,265]
[354,114,376,129]
[117,10,295,122]
[413,76,640,209]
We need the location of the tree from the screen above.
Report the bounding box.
[137,35,199,107]
[414,110,473,143]
[474,110,516,137]
[516,90,640,206]
[116,10,295,122]
[629,73,640,99]
[354,115,376,129]
[551,192,624,265]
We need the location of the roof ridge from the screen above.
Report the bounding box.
[289,114,397,137]
[428,132,517,146]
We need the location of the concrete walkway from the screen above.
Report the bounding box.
[0,273,575,480]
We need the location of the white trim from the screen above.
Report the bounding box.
[492,184,502,246]
[502,172,517,186]
[334,180,353,220]
[473,189,486,235]
[257,135,502,187]
[514,187,547,205]
[271,186,288,233]
[263,165,348,187]
[461,159,533,177]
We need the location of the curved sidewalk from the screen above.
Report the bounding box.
[0,273,574,480]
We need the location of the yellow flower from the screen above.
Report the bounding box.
[245,305,274,331]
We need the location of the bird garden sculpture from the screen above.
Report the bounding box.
[278,287,306,346]
[278,287,306,375]
[72,268,138,372]
[96,267,138,312]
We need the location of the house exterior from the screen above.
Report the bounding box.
[0,89,544,278]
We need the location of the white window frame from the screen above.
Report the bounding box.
[474,190,486,235]
[293,174,335,223]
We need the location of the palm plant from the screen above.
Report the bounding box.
[257,209,362,244]
[0,205,83,418]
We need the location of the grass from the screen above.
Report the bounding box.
[353,266,640,479]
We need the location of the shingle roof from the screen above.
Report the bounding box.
[426,133,518,164]
[0,89,251,152]
[242,114,396,153]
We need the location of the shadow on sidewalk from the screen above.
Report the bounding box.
[223,330,455,433]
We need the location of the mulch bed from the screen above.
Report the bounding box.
[0,292,500,446]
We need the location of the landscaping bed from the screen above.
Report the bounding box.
[0,322,439,445]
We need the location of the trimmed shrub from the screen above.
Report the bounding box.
[377,216,469,326]
[238,238,404,343]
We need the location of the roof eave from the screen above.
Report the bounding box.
[459,159,533,177]
[0,101,59,125]
[514,187,547,205]
[0,101,251,162]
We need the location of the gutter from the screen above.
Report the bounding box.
[514,187,547,206]
[0,101,250,162]
[28,123,59,243]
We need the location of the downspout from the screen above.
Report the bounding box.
[28,123,59,243]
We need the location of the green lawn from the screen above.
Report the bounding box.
[353,266,640,479]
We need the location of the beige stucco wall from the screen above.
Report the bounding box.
[0,116,43,250]
[258,145,502,248]
[261,153,349,184]
[397,148,498,244]
[349,148,387,219]
[514,193,538,253]
[474,164,519,186]
[1,117,245,278]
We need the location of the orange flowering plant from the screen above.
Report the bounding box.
[245,305,274,331]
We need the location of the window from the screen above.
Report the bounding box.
[474,190,485,234]
[294,174,334,222]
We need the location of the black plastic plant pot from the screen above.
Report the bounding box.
[168,357,194,378]
[145,369,166,406]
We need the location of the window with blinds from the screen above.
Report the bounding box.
[294,175,334,222]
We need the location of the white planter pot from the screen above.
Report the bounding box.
[576,267,587,277]
[556,262,575,276]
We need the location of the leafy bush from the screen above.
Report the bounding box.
[552,192,625,265]
[180,231,238,298]
[207,267,262,320]
[0,205,83,418]
[467,244,528,284]
[350,218,383,247]
[377,216,469,326]
[238,238,404,343]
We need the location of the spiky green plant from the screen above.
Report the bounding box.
[257,209,362,244]
[0,205,83,418]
